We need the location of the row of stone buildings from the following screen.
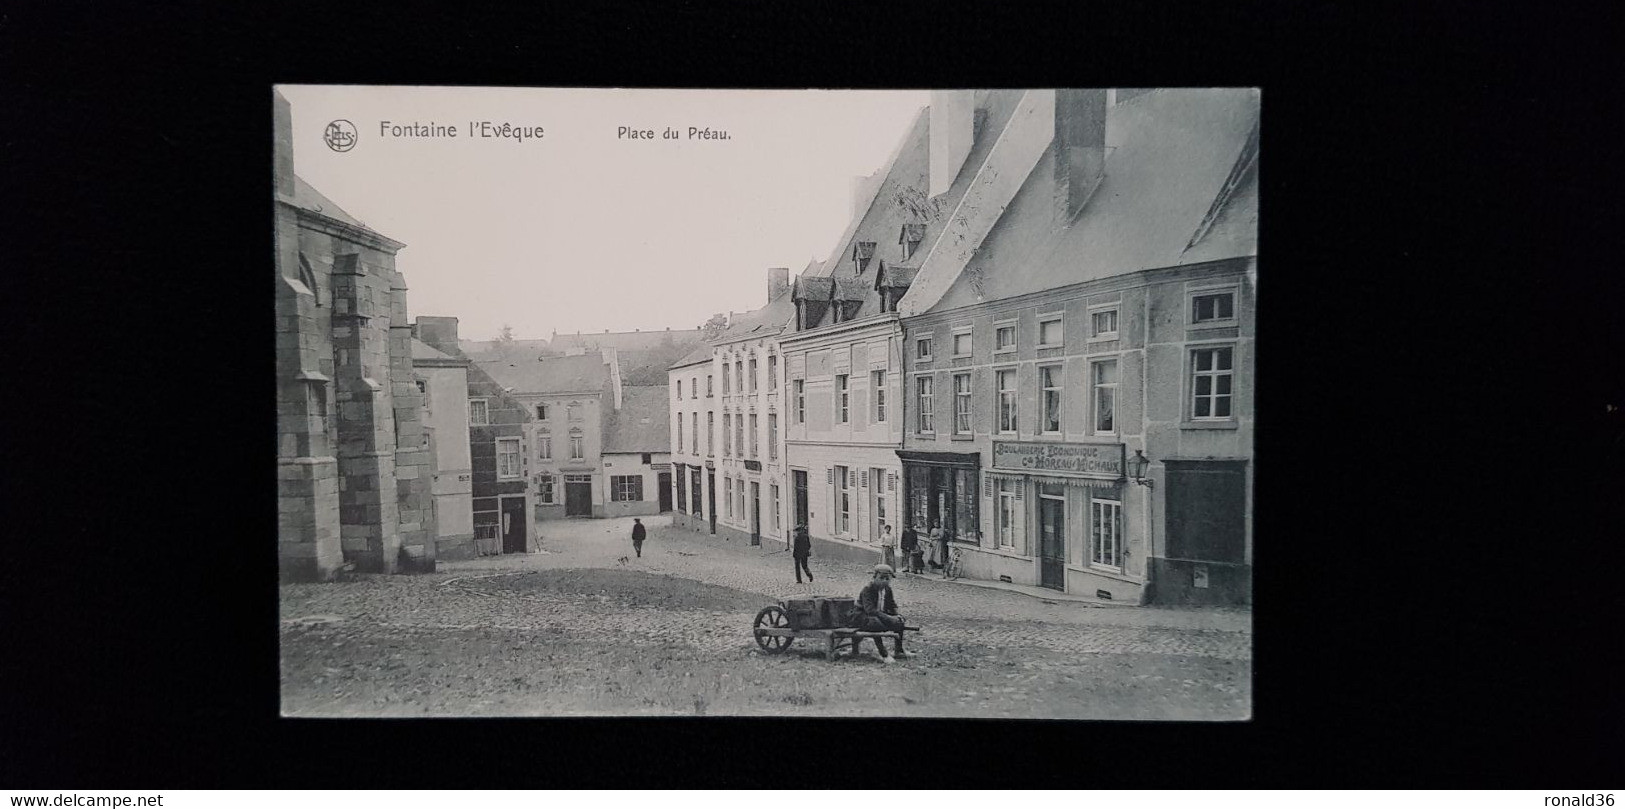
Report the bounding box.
[276,90,680,581]
[668,89,1258,605]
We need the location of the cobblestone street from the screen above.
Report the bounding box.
[281,516,1252,718]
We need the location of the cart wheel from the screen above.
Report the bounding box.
[753,605,794,653]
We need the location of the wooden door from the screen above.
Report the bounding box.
[565,481,592,516]
[500,496,527,553]
[707,470,717,534]
[658,472,673,512]
[750,481,761,545]
[1039,495,1066,590]
[793,470,809,530]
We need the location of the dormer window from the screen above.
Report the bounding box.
[899,224,925,261]
[853,242,876,275]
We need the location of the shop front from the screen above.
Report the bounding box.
[896,450,981,562]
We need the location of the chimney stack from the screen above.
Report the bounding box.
[929,90,976,197]
[415,316,461,354]
[1053,89,1109,223]
[767,267,790,302]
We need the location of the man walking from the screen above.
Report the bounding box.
[855,565,912,663]
[631,518,646,558]
[792,523,813,583]
[901,523,922,574]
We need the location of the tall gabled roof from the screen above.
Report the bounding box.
[292,176,372,231]
[931,88,1260,311]
[602,386,672,454]
[474,352,610,395]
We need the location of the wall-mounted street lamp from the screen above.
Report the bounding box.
[1127,449,1154,489]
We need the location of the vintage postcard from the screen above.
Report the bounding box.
[274,86,1257,718]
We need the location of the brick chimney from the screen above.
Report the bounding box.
[273,90,295,198]
[767,267,790,302]
[1053,89,1109,223]
[929,90,976,197]
[415,316,461,355]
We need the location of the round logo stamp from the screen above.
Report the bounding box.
[324,119,358,152]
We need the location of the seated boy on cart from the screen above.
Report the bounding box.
[855,564,915,664]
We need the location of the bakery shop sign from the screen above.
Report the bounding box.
[992,441,1125,477]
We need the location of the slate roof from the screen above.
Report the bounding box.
[292,176,373,232]
[670,340,716,370]
[551,328,707,354]
[931,88,1260,311]
[474,352,610,395]
[410,338,468,366]
[602,386,672,454]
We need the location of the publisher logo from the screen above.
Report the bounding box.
[324,119,358,152]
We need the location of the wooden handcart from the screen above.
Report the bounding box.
[751,600,919,662]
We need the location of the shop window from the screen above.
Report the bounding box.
[1191,346,1234,420]
[611,475,644,502]
[1090,498,1123,571]
[997,478,1023,548]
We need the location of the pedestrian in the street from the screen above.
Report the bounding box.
[792,523,813,583]
[880,524,897,570]
[927,526,944,571]
[631,518,646,558]
[855,564,912,663]
[936,526,952,578]
[902,524,923,574]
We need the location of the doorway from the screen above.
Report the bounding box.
[500,496,527,554]
[792,469,809,531]
[1038,483,1066,590]
[707,470,717,534]
[750,481,761,546]
[657,472,673,512]
[565,475,592,517]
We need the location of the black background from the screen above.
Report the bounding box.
[2,0,1621,789]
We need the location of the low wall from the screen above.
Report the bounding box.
[1147,558,1251,606]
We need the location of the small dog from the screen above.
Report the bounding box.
[616,556,630,566]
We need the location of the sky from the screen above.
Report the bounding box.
[278,86,931,342]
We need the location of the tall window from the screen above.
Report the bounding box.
[1091,498,1123,570]
[1038,317,1063,347]
[996,369,1017,433]
[707,412,714,454]
[537,474,555,504]
[872,370,886,422]
[1040,365,1063,433]
[567,403,582,422]
[691,377,697,398]
[916,376,934,433]
[748,413,758,458]
[737,479,745,522]
[748,357,758,393]
[723,363,730,394]
[997,478,1022,548]
[770,484,781,530]
[1191,346,1234,419]
[735,360,744,395]
[723,414,732,456]
[676,417,683,453]
[692,413,699,456]
[569,432,584,460]
[872,466,888,536]
[611,475,644,502]
[835,465,850,535]
[793,380,805,424]
[536,403,550,420]
[953,373,972,434]
[538,432,552,460]
[468,399,489,426]
[1092,360,1117,434]
[768,413,778,459]
[675,382,682,401]
[724,478,733,518]
[768,356,778,389]
[735,414,744,458]
[706,375,713,397]
[835,374,849,423]
[496,437,521,479]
